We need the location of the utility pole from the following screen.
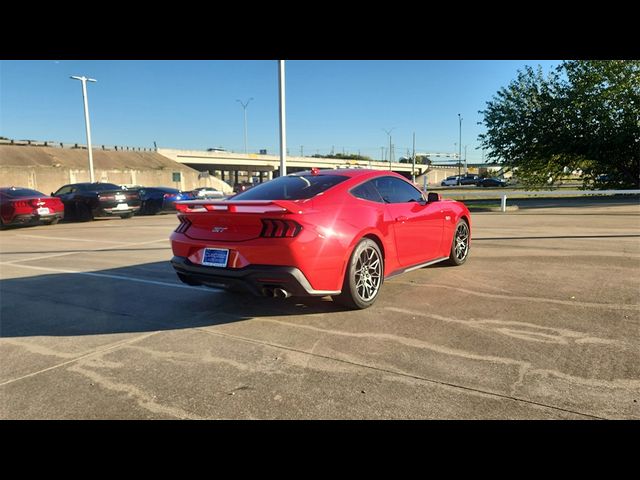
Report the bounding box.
[412,132,416,183]
[70,75,97,183]
[383,128,394,170]
[458,114,462,185]
[381,146,384,162]
[300,145,304,157]
[236,97,253,154]
[278,61,287,176]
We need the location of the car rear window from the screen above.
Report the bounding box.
[80,183,121,191]
[2,188,45,197]
[232,175,348,200]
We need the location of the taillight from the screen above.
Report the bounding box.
[29,199,45,207]
[260,219,302,238]
[99,194,115,202]
[12,200,29,208]
[175,216,191,233]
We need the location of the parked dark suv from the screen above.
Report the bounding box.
[459,174,480,186]
[52,182,141,221]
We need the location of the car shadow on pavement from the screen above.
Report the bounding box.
[0,261,352,338]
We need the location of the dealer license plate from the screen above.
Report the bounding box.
[37,207,50,215]
[115,203,129,210]
[202,248,229,267]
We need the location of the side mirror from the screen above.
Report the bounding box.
[51,192,54,196]
[427,192,441,203]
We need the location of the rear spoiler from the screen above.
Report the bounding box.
[175,199,305,214]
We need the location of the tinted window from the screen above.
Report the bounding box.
[79,183,121,191]
[233,175,348,200]
[2,188,45,198]
[54,186,72,195]
[372,177,423,204]
[351,181,384,203]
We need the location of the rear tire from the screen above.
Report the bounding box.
[446,219,470,266]
[334,238,383,309]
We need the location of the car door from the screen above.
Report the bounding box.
[372,176,444,267]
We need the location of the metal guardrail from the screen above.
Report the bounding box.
[439,189,640,212]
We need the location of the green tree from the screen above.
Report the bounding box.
[479,60,640,189]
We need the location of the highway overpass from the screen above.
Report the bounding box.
[157,148,430,184]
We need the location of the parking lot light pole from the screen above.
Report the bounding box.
[71,75,97,183]
[278,60,287,177]
[458,114,462,185]
[236,97,253,155]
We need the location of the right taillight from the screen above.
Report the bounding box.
[260,219,302,238]
[175,216,191,233]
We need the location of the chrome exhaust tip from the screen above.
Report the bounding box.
[273,288,291,299]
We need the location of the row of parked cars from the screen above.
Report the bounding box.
[0,183,226,228]
[440,174,509,187]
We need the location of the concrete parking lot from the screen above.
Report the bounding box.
[1,199,639,419]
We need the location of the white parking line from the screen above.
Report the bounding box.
[0,261,218,291]
[16,234,131,245]
[2,238,169,265]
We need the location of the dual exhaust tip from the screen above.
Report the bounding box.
[262,287,291,298]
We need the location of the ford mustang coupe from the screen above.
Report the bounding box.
[171,169,471,309]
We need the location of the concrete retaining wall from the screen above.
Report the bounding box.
[0,146,233,194]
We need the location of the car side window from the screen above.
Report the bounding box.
[372,177,423,204]
[351,181,384,203]
[55,186,71,195]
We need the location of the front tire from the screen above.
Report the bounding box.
[335,238,384,309]
[446,219,470,266]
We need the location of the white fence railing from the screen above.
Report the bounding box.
[439,189,640,212]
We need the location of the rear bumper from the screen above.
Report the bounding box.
[98,205,141,215]
[10,212,64,224]
[171,256,340,297]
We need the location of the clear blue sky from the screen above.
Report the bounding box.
[0,60,561,163]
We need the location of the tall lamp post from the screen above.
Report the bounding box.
[278,60,287,177]
[236,97,253,154]
[457,114,462,185]
[71,75,97,183]
[383,128,394,170]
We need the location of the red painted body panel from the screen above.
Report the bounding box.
[170,170,471,293]
[0,189,65,225]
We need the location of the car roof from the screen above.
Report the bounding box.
[290,168,405,179]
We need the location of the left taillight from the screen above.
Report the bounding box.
[175,216,191,234]
[260,219,302,238]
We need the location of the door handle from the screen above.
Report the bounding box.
[395,216,408,223]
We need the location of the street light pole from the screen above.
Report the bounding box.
[71,75,97,183]
[458,114,462,185]
[278,60,287,177]
[464,145,468,175]
[383,128,394,170]
[236,97,253,154]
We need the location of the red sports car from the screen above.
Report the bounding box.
[171,169,471,309]
[0,187,65,227]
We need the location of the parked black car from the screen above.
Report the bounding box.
[52,182,141,221]
[478,177,508,188]
[136,187,196,215]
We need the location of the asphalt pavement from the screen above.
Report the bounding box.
[1,199,639,419]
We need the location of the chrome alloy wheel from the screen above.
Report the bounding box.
[454,221,469,261]
[354,246,382,301]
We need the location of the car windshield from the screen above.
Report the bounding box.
[232,174,349,200]
[2,188,45,197]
